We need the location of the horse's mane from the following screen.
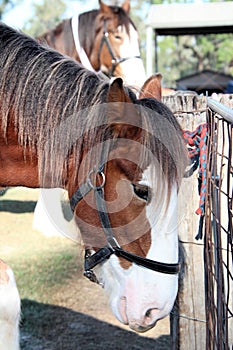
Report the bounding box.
[0,23,187,195]
[0,23,111,185]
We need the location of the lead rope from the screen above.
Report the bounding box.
[183,123,208,240]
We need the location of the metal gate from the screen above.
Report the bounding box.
[164,94,233,349]
[204,98,233,349]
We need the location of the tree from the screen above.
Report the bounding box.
[144,0,233,87]
[23,0,67,37]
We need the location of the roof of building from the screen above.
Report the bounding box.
[147,2,233,35]
[176,69,233,92]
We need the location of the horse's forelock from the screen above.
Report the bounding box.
[135,98,188,197]
[108,6,136,34]
[78,6,135,52]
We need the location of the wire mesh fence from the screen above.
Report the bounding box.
[204,98,233,350]
[164,94,233,349]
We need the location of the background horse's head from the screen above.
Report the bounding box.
[86,0,146,87]
[38,0,146,89]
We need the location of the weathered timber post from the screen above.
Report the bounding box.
[163,94,207,350]
[162,93,233,349]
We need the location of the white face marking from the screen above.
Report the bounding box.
[141,166,179,263]
[94,164,180,332]
[116,24,146,89]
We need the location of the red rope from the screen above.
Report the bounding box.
[182,123,208,217]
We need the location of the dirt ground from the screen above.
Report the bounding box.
[1,188,170,350]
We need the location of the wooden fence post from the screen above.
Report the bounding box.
[163,94,207,349]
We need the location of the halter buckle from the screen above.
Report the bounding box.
[83,269,99,283]
[87,168,105,189]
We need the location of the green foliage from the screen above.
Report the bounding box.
[23,0,67,37]
[156,33,233,87]
[139,0,233,87]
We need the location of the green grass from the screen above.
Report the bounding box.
[11,246,80,302]
[0,187,83,303]
[0,187,170,347]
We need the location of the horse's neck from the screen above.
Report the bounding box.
[38,20,79,62]
[38,15,99,71]
[0,132,39,187]
[71,15,95,72]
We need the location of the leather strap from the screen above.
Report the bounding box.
[70,181,92,212]
[70,167,180,277]
[84,245,180,275]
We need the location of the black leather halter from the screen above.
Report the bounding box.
[98,19,141,77]
[70,166,180,284]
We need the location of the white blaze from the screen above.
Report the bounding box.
[118,24,146,90]
[94,165,179,332]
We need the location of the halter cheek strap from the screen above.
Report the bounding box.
[70,167,181,284]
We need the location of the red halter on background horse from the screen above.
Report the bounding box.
[0,23,187,348]
[37,0,146,88]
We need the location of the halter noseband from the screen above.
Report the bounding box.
[70,165,180,284]
[98,19,141,78]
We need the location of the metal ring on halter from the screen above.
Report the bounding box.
[87,168,106,190]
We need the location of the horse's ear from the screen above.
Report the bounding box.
[108,78,139,137]
[139,73,162,100]
[122,0,130,14]
[108,77,131,104]
[99,0,111,14]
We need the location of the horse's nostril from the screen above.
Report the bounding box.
[145,309,151,318]
[144,308,159,325]
[119,296,128,324]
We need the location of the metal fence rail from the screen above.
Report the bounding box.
[205,98,233,349]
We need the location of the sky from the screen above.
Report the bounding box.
[2,0,206,29]
[3,0,98,29]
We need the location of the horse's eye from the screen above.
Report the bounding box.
[132,184,151,203]
[114,34,121,40]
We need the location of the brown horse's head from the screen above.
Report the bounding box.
[68,76,187,332]
[79,0,146,88]
[38,1,146,89]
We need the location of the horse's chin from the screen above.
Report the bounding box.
[129,322,157,333]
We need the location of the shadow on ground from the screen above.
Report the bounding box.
[0,200,37,213]
[20,299,171,350]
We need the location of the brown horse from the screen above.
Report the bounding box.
[37,0,146,89]
[35,0,147,238]
[0,23,187,347]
